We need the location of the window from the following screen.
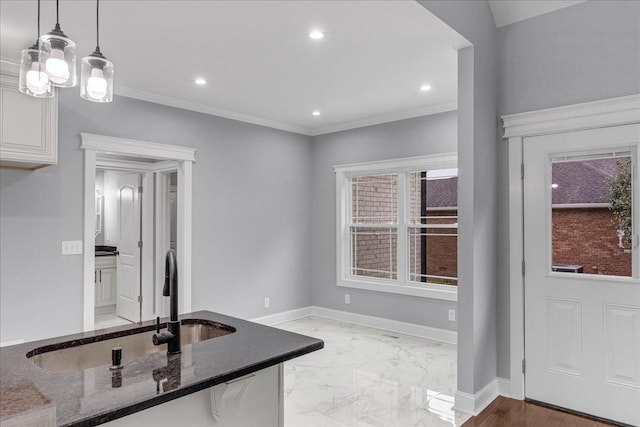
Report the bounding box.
[550,152,634,277]
[335,154,458,301]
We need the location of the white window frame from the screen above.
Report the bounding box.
[335,153,458,301]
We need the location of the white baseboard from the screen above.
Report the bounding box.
[497,377,511,398]
[310,306,457,345]
[252,305,457,345]
[250,306,314,326]
[454,377,511,415]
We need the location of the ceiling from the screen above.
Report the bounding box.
[1,1,470,136]
[488,0,586,27]
[1,1,586,136]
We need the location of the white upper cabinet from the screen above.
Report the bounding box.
[0,72,58,170]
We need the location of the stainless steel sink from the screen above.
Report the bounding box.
[27,319,235,373]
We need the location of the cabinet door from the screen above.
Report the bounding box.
[99,268,117,306]
[0,73,58,169]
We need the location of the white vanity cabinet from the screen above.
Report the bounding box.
[95,256,117,308]
[0,72,58,169]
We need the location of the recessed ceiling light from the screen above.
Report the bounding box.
[309,31,324,40]
[312,111,321,116]
[194,78,207,85]
[420,84,432,92]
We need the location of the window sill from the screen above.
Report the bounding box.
[337,278,458,301]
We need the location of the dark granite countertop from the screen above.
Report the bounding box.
[0,311,323,426]
[95,246,117,257]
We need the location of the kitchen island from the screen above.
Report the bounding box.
[0,310,323,426]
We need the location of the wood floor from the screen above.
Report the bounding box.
[462,396,622,427]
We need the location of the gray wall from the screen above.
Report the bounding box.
[0,90,312,343]
[498,0,640,115]
[310,112,458,330]
[495,0,640,379]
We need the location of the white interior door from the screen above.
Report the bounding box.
[523,124,639,425]
[116,173,141,322]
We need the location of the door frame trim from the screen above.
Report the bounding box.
[502,94,640,400]
[81,133,196,332]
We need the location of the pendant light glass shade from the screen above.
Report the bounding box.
[19,43,54,98]
[18,0,53,98]
[81,0,113,103]
[39,23,77,87]
[81,49,113,102]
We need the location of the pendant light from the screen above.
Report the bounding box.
[39,0,77,87]
[81,0,113,102]
[18,0,53,98]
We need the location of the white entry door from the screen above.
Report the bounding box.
[116,173,141,322]
[523,124,639,425]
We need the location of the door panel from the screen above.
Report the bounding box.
[116,173,141,322]
[604,304,640,388]
[100,268,117,306]
[523,124,639,425]
[547,298,582,376]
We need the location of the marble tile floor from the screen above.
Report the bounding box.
[94,312,134,330]
[277,317,470,427]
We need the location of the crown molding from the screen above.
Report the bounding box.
[117,86,457,138]
[114,86,311,136]
[1,56,457,138]
[310,101,458,136]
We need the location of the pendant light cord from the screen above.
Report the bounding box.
[37,0,42,74]
[56,0,59,24]
[37,0,40,40]
[96,0,100,49]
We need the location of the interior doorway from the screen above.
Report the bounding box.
[94,168,153,328]
[81,133,196,332]
[93,167,181,327]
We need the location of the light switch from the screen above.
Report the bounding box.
[62,240,83,255]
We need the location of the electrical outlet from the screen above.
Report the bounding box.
[345,294,350,304]
[62,240,83,255]
[264,297,270,308]
[448,309,456,322]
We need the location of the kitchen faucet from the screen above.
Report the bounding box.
[152,249,181,355]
